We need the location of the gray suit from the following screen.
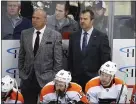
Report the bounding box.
[18,27,62,88]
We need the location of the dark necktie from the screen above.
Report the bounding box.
[34,31,41,56]
[82,32,88,53]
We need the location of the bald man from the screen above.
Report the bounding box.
[18,8,63,104]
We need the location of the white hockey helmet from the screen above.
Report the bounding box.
[2,75,15,93]
[99,61,117,76]
[55,70,72,87]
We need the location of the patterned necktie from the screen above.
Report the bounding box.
[82,32,88,53]
[34,31,41,56]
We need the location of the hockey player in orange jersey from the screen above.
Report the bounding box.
[85,61,128,104]
[40,70,89,104]
[1,75,24,104]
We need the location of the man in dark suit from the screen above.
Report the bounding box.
[68,9,111,91]
[18,8,62,104]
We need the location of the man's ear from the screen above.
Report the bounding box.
[65,10,69,16]
[91,19,94,24]
[18,6,21,15]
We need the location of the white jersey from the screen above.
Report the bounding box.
[40,81,88,104]
[85,76,128,104]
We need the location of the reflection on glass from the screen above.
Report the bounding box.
[113,1,135,39]
[92,1,108,34]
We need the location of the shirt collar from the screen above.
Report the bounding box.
[34,25,46,34]
[7,13,21,20]
[82,26,94,35]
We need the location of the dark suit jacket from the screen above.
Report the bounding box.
[18,27,63,87]
[68,28,111,78]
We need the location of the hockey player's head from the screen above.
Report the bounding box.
[1,75,15,100]
[99,61,117,87]
[54,70,72,97]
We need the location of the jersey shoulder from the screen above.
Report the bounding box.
[41,81,55,96]
[67,82,82,92]
[10,88,24,103]
[85,76,100,93]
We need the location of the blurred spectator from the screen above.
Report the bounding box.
[2,1,32,40]
[47,1,79,36]
[31,1,80,21]
[113,16,135,39]
[92,0,108,34]
[119,16,135,39]
[47,1,79,71]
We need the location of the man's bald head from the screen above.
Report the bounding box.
[33,8,47,18]
[32,8,47,30]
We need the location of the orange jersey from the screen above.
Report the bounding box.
[40,81,88,104]
[4,88,24,104]
[85,76,127,104]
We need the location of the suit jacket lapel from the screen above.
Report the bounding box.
[85,28,97,55]
[76,30,83,56]
[35,27,51,57]
[25,28,34,57]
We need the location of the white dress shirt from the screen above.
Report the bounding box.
[32,25,46,49]
[80,26,94,50]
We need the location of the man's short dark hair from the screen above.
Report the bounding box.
[81,9,94,20]
[56,1,69,12]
